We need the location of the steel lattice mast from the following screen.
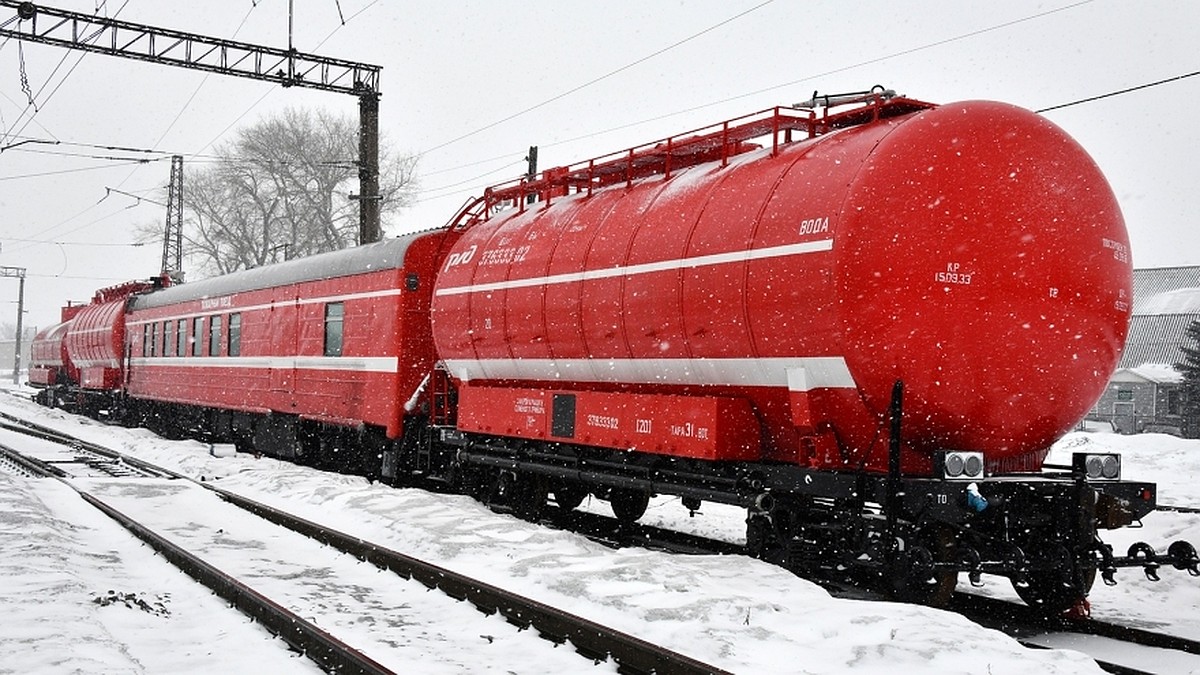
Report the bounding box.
[0,1,383,245]
[161,155,183,280]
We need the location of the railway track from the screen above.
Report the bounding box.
[951,592,1200,675]
[537,472,1200,674]
[1159,504,1200,515]
[5,405,1199,674]
[0,413,729,675]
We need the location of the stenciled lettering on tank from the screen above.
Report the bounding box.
[513,396,545,415]
[798,216,830,236]
[670,421,710,440]
[1115,287,1130,313]
[586,414,619,430]
[478,245,531,267]
[1102,237,1130,264]
[935,262,973,286]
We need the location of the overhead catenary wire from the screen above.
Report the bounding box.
[1035,70,1200,113]
[187,0,378,160]
[12,0,377,251]
[412,0,1200,208]
[1,0,133,147]
[404,1,1101,200]
[417,0,776,158]
[3,1,1192,257]
[0,159,156,182]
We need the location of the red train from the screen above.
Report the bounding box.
[29,90,1198,613]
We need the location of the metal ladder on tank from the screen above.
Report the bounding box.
[418,365,457,476]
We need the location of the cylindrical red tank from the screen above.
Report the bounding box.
[431,100,1131,474]
[65,298,129,391]
[28,320,74,386]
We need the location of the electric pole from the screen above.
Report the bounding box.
[0,266,26,384]
[162,155,184,281]
[0,1,385,244]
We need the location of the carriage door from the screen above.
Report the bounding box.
[269,290,299,394]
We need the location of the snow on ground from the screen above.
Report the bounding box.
[1041,433,1200,638]
[2,387,1197,673]
[0,469,321,674]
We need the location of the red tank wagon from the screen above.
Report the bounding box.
[122,231,456,463]
[61,279,163,415]
[28,320,74,388]
[429,91,1190,610]
[432,96,1130,477]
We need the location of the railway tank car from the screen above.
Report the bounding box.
[433,93,1127,474]
[28,309,79,406]
[429,90,1196,611]
[43,279,166,415]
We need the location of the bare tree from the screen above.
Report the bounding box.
[142,107,418,276]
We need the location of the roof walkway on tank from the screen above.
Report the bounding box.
[447,91,935,232]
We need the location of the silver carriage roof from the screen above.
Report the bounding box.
[130,233,426,311]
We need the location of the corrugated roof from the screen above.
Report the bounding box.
[1122,267,1200,368]
[1120,314,1200,367]
[1133,266,1200,313]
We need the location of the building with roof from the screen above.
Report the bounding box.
[1091,364,1184,435]
[1088,267,1200,436]
[1119,266,1200,368]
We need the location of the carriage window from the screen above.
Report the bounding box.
[192,317,203,356]
[148,322,157,357]
[209,315,222,357]
[177,319,187,356]
[163,321,173,357]
[324,302,344,357]
[142,325,151,357]
[228,313,241,357]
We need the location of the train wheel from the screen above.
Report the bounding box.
[1012,545,1096,615]
[890,525,958,606]
[610,488,649,523]
[233,435,255,454]
[552,483,588,512]
[510,474,548,521]
[746,513,788,566]
[462,468,495,502]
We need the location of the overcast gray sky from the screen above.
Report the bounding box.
[1,0,1197,331]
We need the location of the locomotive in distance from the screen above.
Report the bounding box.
[28,88,1200,613]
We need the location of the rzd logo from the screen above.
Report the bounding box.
[444,245,477,272]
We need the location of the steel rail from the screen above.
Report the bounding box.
[78,492,395,675]
[0,410,731,675]
[951,591,1200,674]
[209,483,731,675]
[1158,503,1200,515]
[0,439,394,674]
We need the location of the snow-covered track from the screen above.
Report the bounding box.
[209,482,731,675]
[0,411,731,675]
[75,489,396,675]
[952,592,1200,674]
[0,441,396,674]
[1159,504,1200,515]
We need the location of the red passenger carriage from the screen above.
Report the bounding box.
[122,231,457,463]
